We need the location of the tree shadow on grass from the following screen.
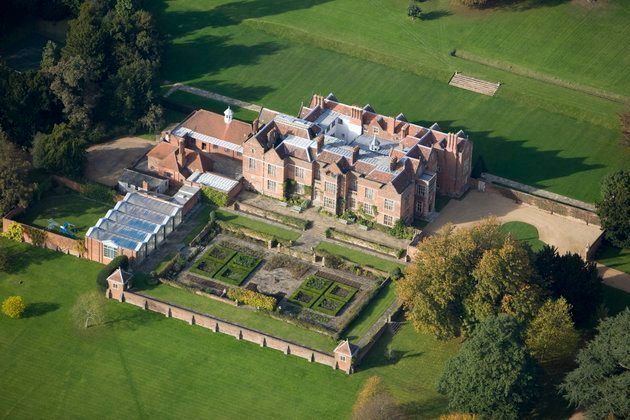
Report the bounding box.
[2,241,67,275]
[421,10,453,20]
[151,0,333,33]
[24,302,60,318]
[410,119,604,195]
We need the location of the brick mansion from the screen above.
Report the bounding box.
[150,93,473,227]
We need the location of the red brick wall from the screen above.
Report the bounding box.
[110,290,355,373]
[2,218,82,257]
[52,175,83,193]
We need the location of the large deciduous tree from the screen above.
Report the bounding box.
[0,130,34,215]
[437,315,539,419]
[525,298,579,372]
[398,218,540,339]
[561,309,630,419]
[32,123,87,178]
[72,291,106,329]
[596,169,630,248]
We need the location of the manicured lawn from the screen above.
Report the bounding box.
[183,204,215,244]
[17,192,111,238]
[2,239,627,418]
[146,0,630,203]
[167,89,259,123]
[500,221,546,252]
[316,241,405,273]
[215,209,301,241]
[344,282,398,342]
[597,243,630,274]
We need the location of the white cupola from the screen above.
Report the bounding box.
[224,106,234,124]
[369,134,381,152]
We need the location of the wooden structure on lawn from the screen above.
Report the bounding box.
[449,72,500,96]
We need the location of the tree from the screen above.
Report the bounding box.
[525,298,579,372]
[398,218,539,339]
[407,3,422,19]
[596,169,629,248]
[2,296,26,319]
[437,315,539,419]
[352,376,404,420]
[32,123,87,177]
[72,291,106,328]
[535,246,602,327]
[469,237,539,322]
[0,131,34,215]
[561,309,630,419]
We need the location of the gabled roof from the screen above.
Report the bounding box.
[334,339,358,357]
[176,109,253,146]
[107,268,133,284]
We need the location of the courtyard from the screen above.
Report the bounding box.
[85,136,156,187]
[426,189,603,256]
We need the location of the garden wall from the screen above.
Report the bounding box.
[52,175,83,193]
[2,216,82,257]
[475,174,600,225]
[112,290,352,373]
[326,228,404,259]
[355,300,403,363]
[234,202,310,230]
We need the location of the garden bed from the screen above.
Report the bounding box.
[189,243,261,286]
[287,274,358,316]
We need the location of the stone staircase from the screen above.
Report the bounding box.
[449,72,500,96]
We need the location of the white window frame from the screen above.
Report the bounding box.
[267,180,276,191]
[103,244,118,259]
[248,158,256,170]
[295,166,305,179]
[364,187,374,200]
[267,164,276,176]
[362,203,373,215]
[416,201,423,213]
[324,196,336,209]
[384,199,394,211]
[383,215,394,226]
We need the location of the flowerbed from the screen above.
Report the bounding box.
[287,274,358,316]
[312,295,345,316]
[324,283,357,303]
[189,244,260,286]
[288,289,318,308]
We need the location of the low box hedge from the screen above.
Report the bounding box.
[312,294,346,316]
[324,282,357,303]
[287,288,318,308]
[301,275,332,294]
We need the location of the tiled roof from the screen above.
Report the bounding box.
[177,109,253,145]
[147,142,178,160]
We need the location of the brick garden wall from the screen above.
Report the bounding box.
[113,290,348,372]
[2,217,82,257]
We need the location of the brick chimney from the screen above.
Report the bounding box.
[390,156,398,171]
[446,133,457,152]
[351,145,360,165]
[177,138,185,166]
[316,134,325,154]
[141,180,149,191]
[252,118,260,133]
[401,123,409,138]
[267,128,277,150]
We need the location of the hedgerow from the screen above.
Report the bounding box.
[227,288,277,311]
[96,255,129,290]
[201,187,228,207]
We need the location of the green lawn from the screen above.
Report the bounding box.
[167,89,259,123]
[500,221,546,252]
[145,0,630,203]
[0,238,462,418]
[597,243,630,274]
[316,241,406,273]
[602,285,630,316]
[17,192,111,238]
[215,209,301,241]
[183,204,215,244]
[344,281,397,342]
[138,276,337,351]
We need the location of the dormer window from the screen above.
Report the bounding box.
[373,126,379,135]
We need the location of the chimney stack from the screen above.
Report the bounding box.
[177,138,185,166]
[316,134,325,154]
[141,180,149,191]
[390,156,398,171]
[447,133,457,152]
[351,145,360,165]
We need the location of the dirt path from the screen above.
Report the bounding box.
[164,83,263,113]
[597,264,630,293]
[86,137,155,186]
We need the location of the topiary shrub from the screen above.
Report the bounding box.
[2,296,26,319]
[96,255,130,290]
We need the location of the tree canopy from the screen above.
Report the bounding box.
[596,169,630,248]
[352,376,404,420]
[561,309,630,419]
[437,315,539,419]
[397,219,540,338]
[525,297,579,372]
[0,130,34,215]
[32,123,87,178]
